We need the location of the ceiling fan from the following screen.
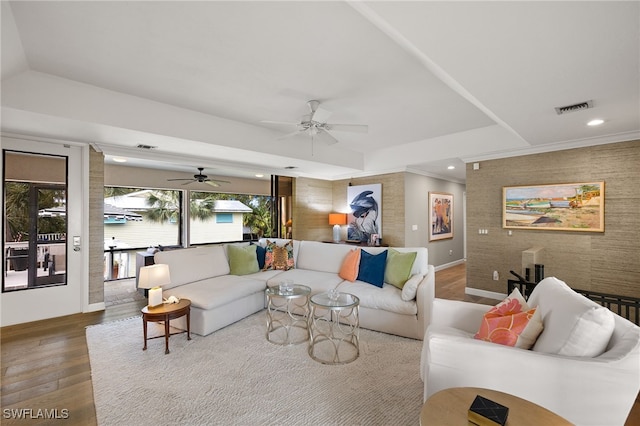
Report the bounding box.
[261,100,368,145]
[167,167,230,187]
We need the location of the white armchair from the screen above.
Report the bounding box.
[421,278,640,426]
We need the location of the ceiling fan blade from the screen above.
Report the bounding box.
[311,107,332,124]
[260,120,300,127]
[167,178,195,182]
[318,129,339,145]
[209,178,231,184]
[326,124,368,133]
[277,130,303,140]
[204,181,221,187]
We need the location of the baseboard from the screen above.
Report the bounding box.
[434,258,466,272]
[465,287,505,301]
[84,302,105,313]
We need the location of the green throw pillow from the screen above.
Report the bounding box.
[385,249,417,289]
[228,244,259,276]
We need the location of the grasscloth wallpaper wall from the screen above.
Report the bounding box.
[293,173,405,247]
[466,139,640,298]
[89,147,104,304]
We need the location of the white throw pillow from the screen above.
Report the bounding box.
[401,274,424,301]
[528,277,615,357]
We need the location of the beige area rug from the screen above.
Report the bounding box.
[86,311,423,425]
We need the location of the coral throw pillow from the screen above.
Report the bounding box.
[474,288,543,349]
[339,248,361,282]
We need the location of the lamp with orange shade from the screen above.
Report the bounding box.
[329,213,347,243]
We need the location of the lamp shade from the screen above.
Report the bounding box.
[138,263,171,289]
[329,213,347,226]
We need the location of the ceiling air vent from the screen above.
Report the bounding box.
[136,144,157,150]
[554,100,593,115]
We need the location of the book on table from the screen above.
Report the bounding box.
[468,395,509,426]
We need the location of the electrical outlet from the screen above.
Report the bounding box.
[493,270,499,281]
[449,250,453,256]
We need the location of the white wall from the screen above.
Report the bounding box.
[404,172,466,267]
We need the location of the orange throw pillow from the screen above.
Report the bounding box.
[474,288,543,349]
[339,248,361,282]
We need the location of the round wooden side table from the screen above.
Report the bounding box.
[420,387,572,425]
[141,298,191,354]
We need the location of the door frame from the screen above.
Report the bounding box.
[1,136,90,326]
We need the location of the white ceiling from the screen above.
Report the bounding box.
[2,1,638,183]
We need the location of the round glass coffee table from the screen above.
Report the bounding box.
[265,284,311,345]
[308,291,360,364]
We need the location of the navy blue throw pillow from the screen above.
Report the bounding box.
[251,243,266,269]
[357,250,388,287]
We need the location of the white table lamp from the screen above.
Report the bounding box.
[138,263,171,307]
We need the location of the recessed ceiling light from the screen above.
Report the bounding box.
[255,174,264,178]
[587,119,604,126]
[112,157,127,163]
[447,165,455,170]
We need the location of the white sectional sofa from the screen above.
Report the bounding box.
[154,239,435,340]
[420,277,640,426]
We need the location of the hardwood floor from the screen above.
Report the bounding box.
[1,263,637,425]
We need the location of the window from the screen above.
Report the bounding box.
[189,191,273,245]
[3,151,68,292]
[216,213,233,223]
[104,187,182,280]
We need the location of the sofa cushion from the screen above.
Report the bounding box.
[154,245,230,290]
[163,275,265,310]
[296,241,354,273]
[339,248,361,282]
[385,248,417,289]
[227,244,259,276]
[474,288,543,349]
[337,281,418,315]
[357,249,388,287]
[528,277,615,357]
[266,269,344,294]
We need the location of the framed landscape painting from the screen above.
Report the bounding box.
[503,181,604,232]
[429,192,453,241]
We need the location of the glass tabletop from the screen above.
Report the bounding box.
[310,291,359,308]
[266,284,311,297]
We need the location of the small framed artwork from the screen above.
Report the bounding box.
[429,192,453,241]
[503,181,604,232]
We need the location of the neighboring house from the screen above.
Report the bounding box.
[104,191,252,248]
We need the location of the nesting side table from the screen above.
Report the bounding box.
[308,292,360,364]
[265,284,311,345]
